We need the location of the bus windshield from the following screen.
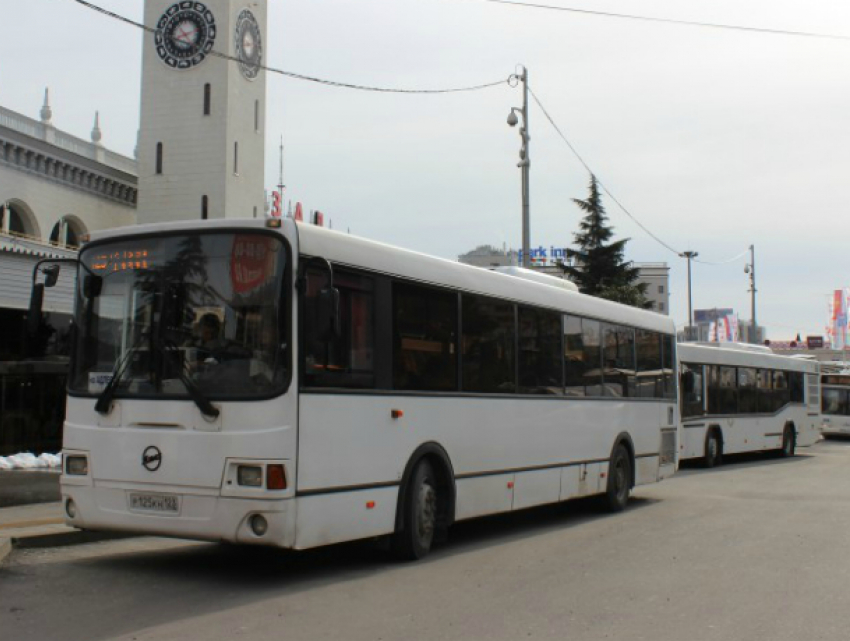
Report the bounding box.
[70,231,288,401]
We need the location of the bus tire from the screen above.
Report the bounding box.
[392,460,438,561]
[704,431,722,468]
[781,425,796,458]
[600,443,631,512]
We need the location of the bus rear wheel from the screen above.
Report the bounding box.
[781,426,796,458]
[392,460,438,561]
[600,444,631,512]
[704,432,722,468]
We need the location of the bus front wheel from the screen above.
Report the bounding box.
[392,460,438,560]
[601,444,631,512]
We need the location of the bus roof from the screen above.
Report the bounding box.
[296,221,674,334]
[678,342,819,373]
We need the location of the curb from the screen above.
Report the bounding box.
[0,537,10,565]
[12,529,136,549]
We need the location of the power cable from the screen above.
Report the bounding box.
[529,85,754,266]
[527,85,682,256]
[73,0,510,94]
[483,0,850,41]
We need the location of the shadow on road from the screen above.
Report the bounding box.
[0,494,659,641]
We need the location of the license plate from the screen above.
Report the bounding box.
[129,493,179,514]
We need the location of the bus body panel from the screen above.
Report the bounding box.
[297,394,668,489]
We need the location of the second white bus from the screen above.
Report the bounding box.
[678,342,820,466]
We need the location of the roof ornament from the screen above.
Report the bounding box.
[40,88,53,125]
[91,111,103,146]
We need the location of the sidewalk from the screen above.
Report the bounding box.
[0,476,132,565]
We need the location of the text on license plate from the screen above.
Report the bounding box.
[129,493,179,513]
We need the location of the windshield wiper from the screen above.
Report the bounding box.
[163,340,220,420]
[94,331,149,415]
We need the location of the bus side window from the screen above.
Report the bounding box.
[789,372,804,403]
[392,282,457,392]
[738,367,758,414]
[461,294,515,394]
[635,329,662,399]
[303,268,375,389]
[564,314,586,397]
[681,363,704,417]
[602,324,635,398]
[518,306,563,395]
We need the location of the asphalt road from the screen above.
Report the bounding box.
[3,439,850,641]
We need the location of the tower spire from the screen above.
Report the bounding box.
[91,111,103,145]
[40,88,53,125]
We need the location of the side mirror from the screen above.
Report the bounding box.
[28,283,44,337]
[43,264,60,288]
[83,274,103,299]
[317,287,340,340]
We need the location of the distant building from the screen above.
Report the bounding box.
[457,244,517,268]
[457,245,670,315]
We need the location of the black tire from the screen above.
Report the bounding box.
[392,460,438,561]
[781,426,796,458]
[704,431,722,468]
[601,444,631,513]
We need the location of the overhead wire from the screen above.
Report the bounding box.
[74,0,753,265]
[527,85,682,256]
[72,0,510,94]
[528,85,751,265]
[482,0,850,41]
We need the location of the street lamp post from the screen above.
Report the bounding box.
[507,66,530,268]
[745,244,757,344]
[681,250,698,340]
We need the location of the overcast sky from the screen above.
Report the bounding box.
[2,0,848,339]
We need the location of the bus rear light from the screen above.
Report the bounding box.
[266,464,286,490]
[237,465,263,487]
[366,501,375,509]
[66,455,89,476]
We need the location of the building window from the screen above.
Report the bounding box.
[156,143,163,174]
[202,195,208,220]
[254,100,260,132]
[234,142,239,175]
[204,84,211,116]
[658,285,664,294]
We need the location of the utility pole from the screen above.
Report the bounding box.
[745,244,757,343]
[278,136,285,213]
[507,66,530,268]
[681,251,698,340]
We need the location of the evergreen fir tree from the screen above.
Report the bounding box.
[561,175,651,308]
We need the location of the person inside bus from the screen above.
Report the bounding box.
[195,314,226,353]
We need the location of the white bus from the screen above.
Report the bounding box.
[40,218,678,559]
[678,342,820,467]
[820,373,850,438]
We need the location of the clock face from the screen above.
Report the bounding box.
[155,2,217,70]
[235,9,263,80]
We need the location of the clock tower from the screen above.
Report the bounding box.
[137,0,267,225]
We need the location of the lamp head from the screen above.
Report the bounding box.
[507,111,519,127]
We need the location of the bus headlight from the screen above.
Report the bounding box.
[237,465,263,487]
[65,455,89,476]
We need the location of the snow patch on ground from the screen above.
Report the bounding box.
[0,452,61,470]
